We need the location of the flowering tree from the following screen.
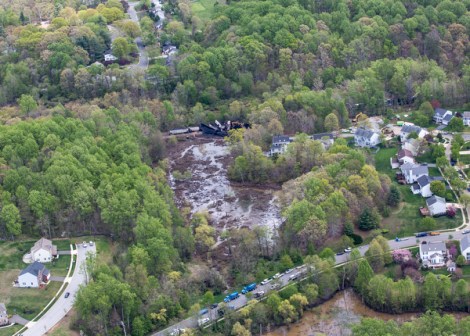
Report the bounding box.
[448,245,458,260]
[447,207,456,218]
[392,249,412,264]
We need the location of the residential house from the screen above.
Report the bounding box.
[419,241,447,268]
[426,195,447,216]
[17,261,50,288]
[310,132,335,149]
[447,260,456,272]
[460,235,470,261]
[400,163,429,184]
[463,112,470,126]
[0,303,7,326]
[31,237,57,263]
[400,124,427,141]
[402,138,422,156]
[354,128,381,148]
[433,108,453,124]
[269,135,292,156]
[104,53,117,62]
[411,175,432,197]
[397,149,415,165]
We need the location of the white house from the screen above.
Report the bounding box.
[411,175,432,197]
[402,138,422,156]
[268,135,292,156]
[460,235,470,261]
[426,195,447,216]
[0,303,8,326]
[420,241,447,268]
[354,128,381,148]
[463,112,470,126]
[400,124,428,141]
[433,108,453,124]
[17,262,50,288]
[400,163,429,184]
[104,53,118,62]
[31,238,57,263]
[397,149,415,165]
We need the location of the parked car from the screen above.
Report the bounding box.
[210,303,218,309]
[273,273,281,279]
[270,283,280,290]
[198,317,210,326]
[199,308,209,315]
[463,229,470,234]
[284,268,293,274]
[336,251,345,256]
[82,241,87,248]
[261,278,270,285]
[89,241,94,246]
[64,292,70,298]
[254,291,265,298]
[429,231,440,236]
[289,273,299,281]
[415,232,428,237]
[344,247,352,253]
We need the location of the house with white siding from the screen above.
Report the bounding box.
[420,241,447,268]
[400,163,429,184]
[17,262,50,288]
[463,112,470,126]
[354,128,381,148]
[426,195,447,216]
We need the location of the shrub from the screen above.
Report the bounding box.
[348,233,363,245]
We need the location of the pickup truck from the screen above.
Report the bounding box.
[224,291,239,303]
[415,232,428,237]
[241,283,257,294]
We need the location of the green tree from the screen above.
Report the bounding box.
[354,259,374,297]
[318,247,335,262]
[365,240,385,271]
[280,254,294,271]
[420,217,437,231]
[112,37,131,60]
[387,185,401,207]
[430,180,446,197]
[423,273,442,310]
[358,208,380,231]
[324,113,340,132]
[352,318,400,336]
[0,204,21,238]
[448,117,464,132]
[456,254,466,267]
[18,94,37,116]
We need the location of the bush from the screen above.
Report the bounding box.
[348,233,363,245]
[456,255,466,267]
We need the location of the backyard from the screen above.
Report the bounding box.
[374,148,461,238]
[0,239,71,321]
[191,0,217,23]
[0,325,22,336]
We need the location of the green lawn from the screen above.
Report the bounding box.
[374,148,460,238]
[191,0,217,22]
[460,155,470,165]
[0,325,22,336]
[428,167,441,176]
[374,147,398,179]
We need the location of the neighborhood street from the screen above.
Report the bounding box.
[19,243,96,336]
[128,1,149,70]
[155,225,470,336]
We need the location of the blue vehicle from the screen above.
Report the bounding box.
[241,283,257,294]
[415,232,428,237]
[224,291,239,303]
[198,308,209,315]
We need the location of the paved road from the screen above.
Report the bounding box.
[153,226,470,336]
[19,243,96,336]
[128,2,149,70]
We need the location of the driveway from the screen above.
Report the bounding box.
[127,1,149,70]
[10,315,29,326]
[49,276,66,282]
[18,243,96,336]
[57,250,72,255]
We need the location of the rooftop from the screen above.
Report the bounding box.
[355,127,377,140]
[398,149,414,160]
[461,235,470,252]
[20,261,48,277]
[426,195,446,206]
[420,241,446,253]
[417,175,431,188]
[401,124,422,134]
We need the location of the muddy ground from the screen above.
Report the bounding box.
[166,135,281,237]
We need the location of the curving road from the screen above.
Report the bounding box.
[127,1,149,70]
[19,243,96,336]
[153,226,470,336]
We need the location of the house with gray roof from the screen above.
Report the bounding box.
[412,175,432,197]
[0,303,8,326]
[310,132,335,149]
[460,235,470,261]
[426,195,447,216]
[434,108,453,124]
[268,135,293,156]
[402,138,421,156]
[354,127,381,148]
[400,124,428,141]
[463,112,470,126]
[17,261,50,288]
[419,241,447,268]
[400,163,429,184]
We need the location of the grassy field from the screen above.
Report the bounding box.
[460,154,470,164]
[0,325,22,336]
[374,148,461,238]
[191,0,217,22]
